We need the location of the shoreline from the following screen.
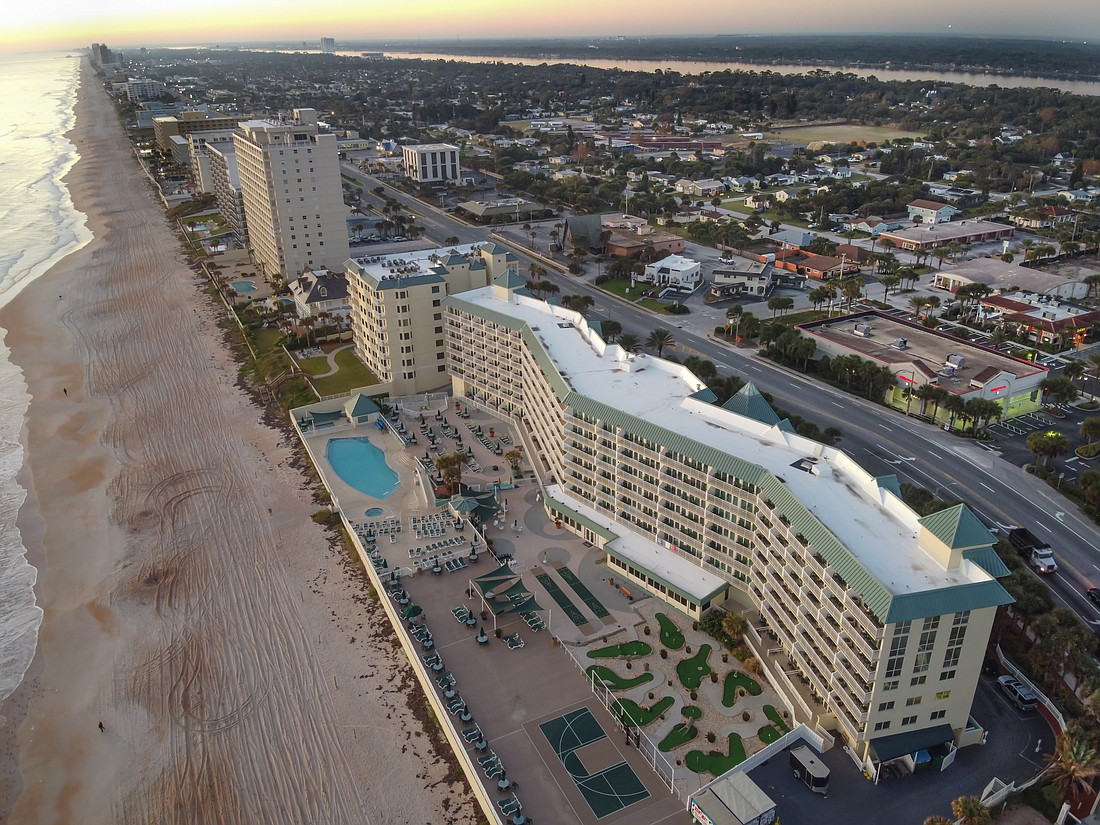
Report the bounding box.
[0,57,475,824]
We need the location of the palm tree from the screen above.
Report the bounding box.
[1027,430,1070,468]
[1089,352,1100,379]
[435,451,467,496]
[504,447,523,476]
[1080,416,1100,445]
[1045,724,1100,801]
[923,817,953,825]
[950,796,991,825]
[840,277,863,312]
[725,304,744,338]
[1064,358,1086,384]
[444,235,460,246]
[618,333,639,353]
[879,273,901,300]
[646,328,675,357]
[561,294,594,318]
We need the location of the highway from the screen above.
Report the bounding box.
[341,163,1100,630]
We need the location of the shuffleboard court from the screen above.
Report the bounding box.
[539,707,651,819]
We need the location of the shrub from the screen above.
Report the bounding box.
[660,649,668,659]
[567,262,582,274]
[665,303,691,315]
[706,732,716,743]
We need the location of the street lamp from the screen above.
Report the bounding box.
[897,368,918,416]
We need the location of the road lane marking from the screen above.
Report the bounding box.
[878,424,893,431]
[1034,521,1050,532]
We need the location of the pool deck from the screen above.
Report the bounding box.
[296,402,693,824]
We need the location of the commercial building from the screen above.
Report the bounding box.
[402,143,460,184]
[798,311,1047,421]
[443,281,1012,771]
[907,199,960,224]
[320,37,336,54]
[643,254,702,291]
[981,291,1100,348]
[124,78,165,102]
[154,109,244,152]
[347,242,517,397]
[878,219,1014,254]
[207,142,247,241]
[233,109,350,280]
[187,129,236,193]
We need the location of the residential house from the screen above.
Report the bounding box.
[725,176,759,192]
[1010,205,1076,231]
[768,228,817,249]
[744,192,773,210]
[846,216,904,236]
[907,199,960,224]
[675,178,726,199]
[290,269,351,322]
[709,257,778,298]
[764,173,795,187]
[773,188,801,204]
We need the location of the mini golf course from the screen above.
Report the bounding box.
[686,733,747,776]
[586,641,653,659]
[758,705,791,744]
[680,705,702,720]
[676,644,712,690]
[722,672,763,707]
[656,613,685,650]
[585,665,654,691]
[614,696,675,727]
[658,723,698,752]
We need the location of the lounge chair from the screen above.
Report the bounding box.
[461,725,481,743]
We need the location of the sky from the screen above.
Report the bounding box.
[4,0,1099,54]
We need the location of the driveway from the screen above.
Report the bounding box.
[746,675,1050,825]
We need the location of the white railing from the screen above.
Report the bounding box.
[995,644,1067,733]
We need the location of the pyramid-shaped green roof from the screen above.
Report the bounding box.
[720,382,781,426]
[493,268,526,290]
[343,393,379,419]
[875,474,902,497]
[918,504,994,551]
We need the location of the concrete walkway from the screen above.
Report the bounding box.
[310,343,353,379]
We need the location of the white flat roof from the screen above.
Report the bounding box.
[545,485,727,602]
[458,288,993,597]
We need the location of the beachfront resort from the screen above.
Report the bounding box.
[288,267,1013,824]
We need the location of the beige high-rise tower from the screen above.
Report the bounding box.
[234,108,349,281]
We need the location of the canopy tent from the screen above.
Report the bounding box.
[474,563,516,585]
[509,596,545,615]
[449,490,501,523]
[467,573,547,630]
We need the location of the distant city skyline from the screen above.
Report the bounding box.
[4,0,1100,54]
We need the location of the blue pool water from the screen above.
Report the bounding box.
[365,507,384,517]
[326,437,400,499]
[232,280,257,293]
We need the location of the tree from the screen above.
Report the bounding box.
[950,796,991,825]
[964,398,1003,433]
[721,612,747,639]
[561,294,594,318]
[1027,430,1070,467]
[725,304,744,338]
[444,235,460,246]
[840,277,863,311]
[808,287,831,312]
[1080,417,1100,445]
[923,818,953,825]
[1064,358,1086,384]
[1045,376,1080,405]
[933,245,952,270]
[1089,352,1100,379]
[646,328,675,357]
[436,451,467,496]
[1045,723,1100,801]
[600,319,623,343]
[504,447,523,476]
[879,273,901,300]
[618,333,639,353]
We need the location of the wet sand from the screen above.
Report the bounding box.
[0,58,476,825]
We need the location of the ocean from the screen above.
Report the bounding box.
[0,51,90,708]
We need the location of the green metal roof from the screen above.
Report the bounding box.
[542,490,617,541]
[720,382,782,426]
[343,393,379,419]
[443,294,527,332]
[962,546,1011,578]
[493,269,526,290]
[875,474,902,497]
[919,504,996,551]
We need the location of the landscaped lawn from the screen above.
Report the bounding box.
[296,355,330,376]
[614,696,674,727]
[253,327,284,354]
[757,723,783,744]
[656,613,684,650]
[585,665,654,692]
[686,733,747,775]
[587,641,653,659]
[311,348,380,396]
[658,723,698,752]
[676,644,712,690]
[595,277,639,301]
[722,672,763,708]
[680,705,702,720]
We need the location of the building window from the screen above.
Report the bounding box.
[939,670,956,682]
[910,675,927,687]
[935,690,951,701]
[883,680,898,692]
[930,710,947,720]
[905,696,922,707]
[901,715,918,726]
[878,701,895,712]
[874,721,891,732]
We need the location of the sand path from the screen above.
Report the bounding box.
[0,59,475,824]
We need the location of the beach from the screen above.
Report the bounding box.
[0,58,476,824]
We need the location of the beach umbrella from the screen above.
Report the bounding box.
[401,604,422,619]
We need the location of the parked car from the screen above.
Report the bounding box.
[996,675,1038,711]
[1087,587,1100,607]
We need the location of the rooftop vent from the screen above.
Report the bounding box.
[893,337,908,350]
[853,322,873,337]
[946,353,965,368]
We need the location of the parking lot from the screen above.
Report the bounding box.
[747,675,1050,825]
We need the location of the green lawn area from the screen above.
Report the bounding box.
[676,644,713,690]
[757,724,783,744]
[585,665,654,692]
[296,355,330,376]
[595,277,639,301]
[311,347,379,396]
[686,733,747,775]
[776,309,829,326]
[658,723,698,752]
[681,705,702,720]
[722,672,763,708]
[656,613,684,650]
[614,696,674,727]
[587,641,653,659]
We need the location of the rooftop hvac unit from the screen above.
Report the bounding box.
[853,322,873,337]
[946,353,965,368]
[941,365,956,377]
[893,337,908,350]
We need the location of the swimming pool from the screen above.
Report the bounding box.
[232,280,257,293]
[326,437,400,499]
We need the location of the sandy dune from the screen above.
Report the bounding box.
[0,59,476,825]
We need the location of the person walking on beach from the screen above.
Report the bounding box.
[62,388,67,396]
[97,721,104,732]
